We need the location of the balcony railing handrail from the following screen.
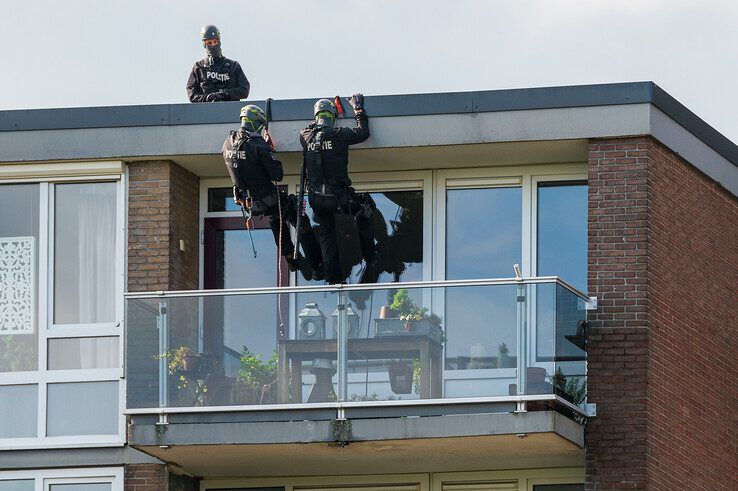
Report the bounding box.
[123,276,590,301]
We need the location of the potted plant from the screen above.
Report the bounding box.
[232,347,278,405]
[388,360,414,394]
[155,346,206,405]
[374,289,444,342]
[158,346,201,374]
[496,342,515,368]
[549,367,587,405]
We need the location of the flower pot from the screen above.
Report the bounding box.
[375,318,443,343]
[388,362,414,394]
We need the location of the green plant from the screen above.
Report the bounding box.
[156,346,198,375]
[412,358,421,395]
[237,347,278,387]
[551,366,566,390]
[389,289,443,330]
[497,343,509,356]
[0,335,35,372]
[550,367,588,407]
[565,376,587,407]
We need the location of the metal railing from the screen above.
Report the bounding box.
[124,277,592,416]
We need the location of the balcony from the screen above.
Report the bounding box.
[124,277,592,476]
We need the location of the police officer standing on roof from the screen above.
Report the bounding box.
[299,94,378,285]
[223,105,324,279]
[187,25,250,103]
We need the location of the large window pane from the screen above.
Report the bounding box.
[296,190,424,376]
[537,181,588,290]
[0,384,37,437]
[54,182,117,324]
[0,480,34,491]
[50,484,112,491]
[537,182,588,361]
[48,337,119,370]
[301,190,424,285]
[446,187,522,280]
[47,381,118,436]
[0,184,39,372]
[445,187,521,370]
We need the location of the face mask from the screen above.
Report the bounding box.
[203,38,222,59]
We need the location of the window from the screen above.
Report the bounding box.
[0,178,124,448]
[0,468,122,491]
[536,181,587,290]
[0,184,39,372]
[444,186,522,372]
[53,183,117,325]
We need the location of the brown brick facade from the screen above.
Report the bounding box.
[586,137,737,490]
[128,160,199,292]
[125,464,198,491]
[125,464,167,491]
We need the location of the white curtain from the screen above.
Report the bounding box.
[76,183,116,323]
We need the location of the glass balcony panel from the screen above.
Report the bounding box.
[125,278,587,411]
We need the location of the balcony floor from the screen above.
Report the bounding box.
[130,410,583,477]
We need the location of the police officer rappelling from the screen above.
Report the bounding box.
[223,105,324,279]
[187,25,250,102]
[299,94,379,285]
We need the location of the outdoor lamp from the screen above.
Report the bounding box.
[298,302,326,340]
[331,304,360,339]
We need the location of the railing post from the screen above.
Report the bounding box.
[516,282,527,396]
[158,298,168,408]
[337,290,348,402]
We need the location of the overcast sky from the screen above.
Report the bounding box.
[3,0,737,141]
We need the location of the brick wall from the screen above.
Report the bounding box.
[646,141,737,489]
[125,464,167,491]
[128,160,199,292]
[124,464,199,491]
[586,137,737,490]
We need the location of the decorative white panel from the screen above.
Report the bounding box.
[0,236,35,334]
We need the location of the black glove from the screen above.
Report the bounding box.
[233,186,245,204]
[349,93,364,111]
[205,91,225,102]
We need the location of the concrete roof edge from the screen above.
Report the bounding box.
[1,81,735,166]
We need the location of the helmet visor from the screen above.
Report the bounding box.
[203,38,220,46]
[316,110,335,121]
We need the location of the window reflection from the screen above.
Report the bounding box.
[536,181,588,362]
[445,187,522,371]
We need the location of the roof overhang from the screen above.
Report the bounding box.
[0,82,735,195]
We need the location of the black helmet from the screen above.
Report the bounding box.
[200,24,222,59]
[314,99,337,128]
[240,105,267,133]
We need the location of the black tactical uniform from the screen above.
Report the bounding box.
[223,129,322,275]
[299,97,376,285]
[187,25,250,103]
[187,57,250,102]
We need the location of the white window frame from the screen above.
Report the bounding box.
[200,467,584,491]
[0,172,126,449]
[0,466,123,491]
[528,174,588,377]
[433,164,586,395]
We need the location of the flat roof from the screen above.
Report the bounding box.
[1,82,736,166]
